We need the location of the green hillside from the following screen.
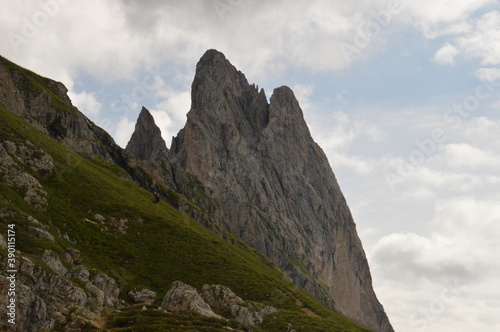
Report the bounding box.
[0,104,371,331]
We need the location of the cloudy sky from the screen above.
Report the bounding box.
[2,1,500,331]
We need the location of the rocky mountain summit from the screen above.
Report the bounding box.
[128,49,393,331]
[126,106,169,161]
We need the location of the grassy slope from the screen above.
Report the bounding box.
[0,68,371,332]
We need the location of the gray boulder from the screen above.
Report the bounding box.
[65,248,83,265]
[161,281,222,319]
[200,284,277,325]
[128,288,157,305]
[41,250,68,276]
[28,226,55,242]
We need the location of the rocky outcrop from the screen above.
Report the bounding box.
[161,281,277,326]
[0,140,51,210]
[126,106,169,161]
[161,281,222,319]
[0,253,120,332]
[128,288,157,305]
[200,284,278,326]
[169,49,393,332]
[0,56,134,168]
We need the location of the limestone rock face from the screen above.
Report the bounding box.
[0,56,133,168]
[0,140,50,210]
[200,284,278,326]
[126,106,169,161]
[170,49,393,332]
[161,281,222,319]
[128,288,157,305]
[161,281,277,325]
[0,255,120,332]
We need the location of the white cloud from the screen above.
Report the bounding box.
[432,197,500,240]
[463,117,500,146]
[68,90,102,116]
[428,11,500,70]
[403,0,495,38]
[291,84,314,113]
[0,0,410,87]
[149,88,191,145]
[475,67,500,82]
[331,154,376,175]
[1,1,140,84]
[455,11,500,66]
[433,43,459,65]
[113,117,136,148]
[312,111,387,152]
[359,227,380,240]
[373,232,474,281]
[406,186,437,200]
[154,89,191,123]
[371,195,500,331]
[425,21,472,39]
[436,143,500,169]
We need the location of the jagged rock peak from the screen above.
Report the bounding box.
[195,49,251,83]
[268,85,309,133]
[126,106,169,161]
[197,49,231,69]
[194,49,265,97]
[186,49,270,140]
[170,49,394,332]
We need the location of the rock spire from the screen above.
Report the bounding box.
[126,106,169,161]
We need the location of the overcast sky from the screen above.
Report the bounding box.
[2,1,500,331]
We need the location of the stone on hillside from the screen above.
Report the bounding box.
[71,265,90,282]
[128,288,157,305]
[90,273,120,311]
[28,226,55,242]
[65,248,83,265]
[201,284,278,326]
[161,281,222,319]
[0,143,49,210]
[42,250,68,276]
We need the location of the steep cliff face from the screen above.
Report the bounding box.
[170,49,393,332]
[0,56,132,168]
